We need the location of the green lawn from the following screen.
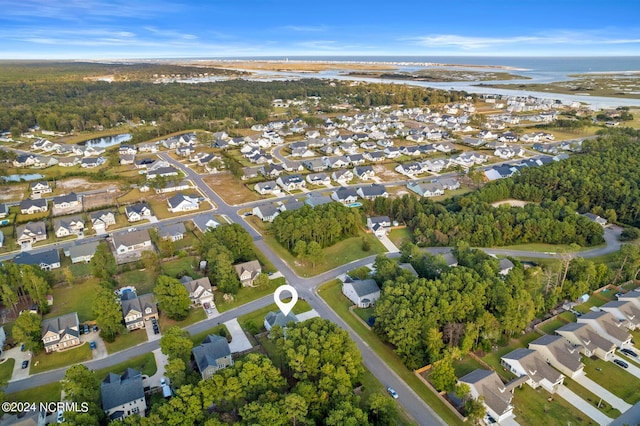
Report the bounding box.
[539,318,566,335]
[45,278,101,323]
[574,295,608,314]
[582,356,640,403]
[190,325,230,346]
[563,378,621,418]
[158,308,206,332]
[6,381,61,403]
[263,230,385,277]
[68,262,92,278]
[0,358,15,383]
[481,332,542,382]
[559,311,577,323]
[94,352,157,378]
[213,277,285,313]
[104,329,148,354]
[318,279,464,426]
[118,269,157,295]
[30,343,92,374]
[161,256,201,278]
[513,384,596,426]
[497,242,598,253]
[388,227,412,247]
[238,300,313,334]
[452,355,484,378]
[353,307,375,324]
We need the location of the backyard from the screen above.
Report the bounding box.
[46,278,101,323]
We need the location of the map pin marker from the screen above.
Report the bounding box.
[274,284,298,316]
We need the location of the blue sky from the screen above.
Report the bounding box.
[1,0,639,59]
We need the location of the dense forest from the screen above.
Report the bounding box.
[272,203,362,251]
[372,243,612,370]
[0,73,468,136]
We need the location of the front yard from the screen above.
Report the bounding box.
[104,329,148,354]
[513,384,596,426]
[582,356,640,404]
[213,277,285,313]
[237,299,312,334]
[158,307,206,332]
[94,352,157,378]
[30,343,92,374]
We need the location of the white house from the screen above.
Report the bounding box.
[167,193,200,213]
[528,335,584,379]
[556,322,616,360]
[342,278,380,308]
[577,310,633,348]
[458,370,516,424]
[112,230,153,255]
[501,348,564,393]
[367,216,391,237]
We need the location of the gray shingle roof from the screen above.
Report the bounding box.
[349,279,380,298]
[101,368,144,411]
[192,334,231,373]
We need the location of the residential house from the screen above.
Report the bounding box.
[41,312,80,353]
[53,215,84,237]
[154,180,191,194]
[13,154,38,168]
[407,182,444,198]
[101,369,146,420]
[302,158,327,173]
[119,154,135,165]
[90,210,116,233]
[192,335,234,379]
[458,369,517,424]
[304,194,333,208]
[13,248,61,271]
[167,193,200,213]
[367,216,391,237]
[112,229,153,255]
[600,300,640,330]
[498,258,515,275]
[234,260,262,287]
[356,184,388,200]
[29,181,52,197]
[528,335,584,378]
[290,147,315,157]
[52,192,80,210]
[158,222,187,242]
[347,154,365,166]
[16,221,47,246]
[276,175,306,191]
[192,214,220,233]
[331,187,358,205]
[583,213,607,227]
[260,164,285,179]
[435,177,460,190]
[433,142,456,153]
[264,311,299,332]
[146,166,179,180]
[119,145,137,155]
[242,167,260,180]
[20,199,48,215]
[331,169,354,185]
[121,292,158,330]
[80,157,105,168]
[182,277,214,306]
[342,277,380,308]
[282,160,304,172]
[395,162,424,177]
[252,204,280,222]
[306,173,331,186]
[556,322,616,360]
[254,181,282,196]
[124,203,152,222]
[279,200,305,212]
[324,156,350,169]
[138,142,159,153]
[354,166,375,181]
[501,348,564,393]
[362,151,386,162]
[68,241,99,264]
[577,311,633,348]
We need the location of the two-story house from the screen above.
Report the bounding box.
[90,210,116,233]
[124,203,152,222]
[181,277,214,306]
[233,260,262,287]
[54,215,85,238]
[16,221,47,246]
[121,292,158,330]
[41,312,80,353]
[101,369,146,420]
[192,334,233,379]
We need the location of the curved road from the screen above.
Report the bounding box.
[5,153,624,425]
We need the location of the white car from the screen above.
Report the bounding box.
[387,386,398,399]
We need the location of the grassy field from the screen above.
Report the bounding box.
[158,308,206,332]
[574,295,610,314]
[0,358,15,383]
[582,356,640,404]
[161,255,201,278]
[513,384,596,426]
[104,329,148,354]
[388,227,412,247]
[203,173,262,205]
[30,343,92,374]
[117,269,157,295]
[94,352,157,378]
[6,381,61,403]
[318,279,465,426]
[46,278,101,323]
[237,299,313,333]
[497,242,599,253]
[213,277,285,313]
[262,230,385,277]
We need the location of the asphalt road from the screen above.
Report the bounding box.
[4,151,622,425]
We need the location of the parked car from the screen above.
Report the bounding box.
[93,325,99,332]
[90,341,97,350]
[57,410,65,423]
[614,359,629,368]
[621,348,638,358]
[83,324,89,334]
[20,344,25,352]
[160,378,166,386]
[21,360,28,369]
[386,386,398,399]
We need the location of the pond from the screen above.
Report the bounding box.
[77,133,132,148]
[2,173,45,182]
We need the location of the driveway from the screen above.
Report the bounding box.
[296,309,320,322]
[223,319,252,353]
[611,352,640,380]
[143,349,168,389]
[5,346,31,381]
[81,333,107,360]
[573,372,632,412]
[144,319,161,341]
[378,233,399,253]
[556,384,613,425]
